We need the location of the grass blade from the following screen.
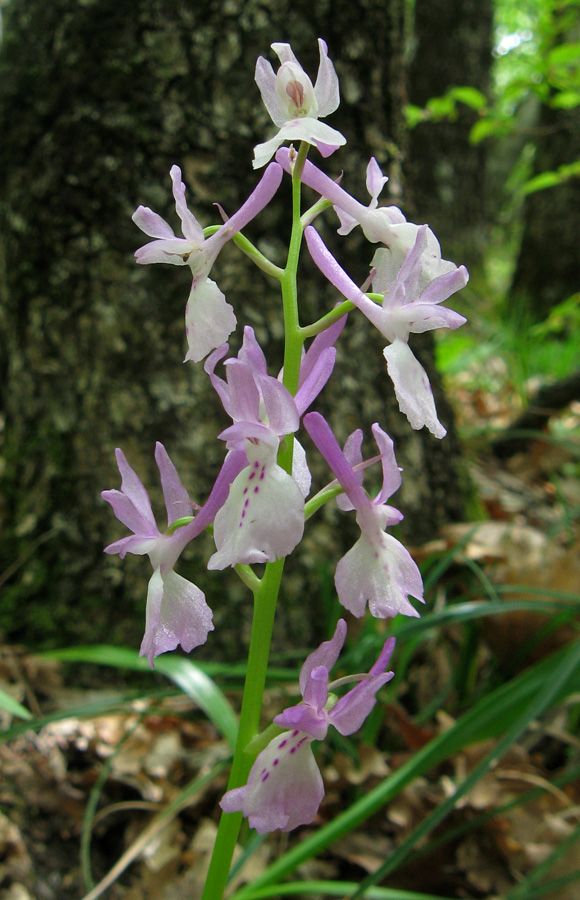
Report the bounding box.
[0,687,178,742]
[347,638,580,898]
[45,645,239,749]
[0,686,32,720]
[237,882,456,900]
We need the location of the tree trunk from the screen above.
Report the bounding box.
[0,0,469,655]
[510,101,580,321]
[407,0,494,266]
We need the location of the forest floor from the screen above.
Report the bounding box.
[1,373,580,900]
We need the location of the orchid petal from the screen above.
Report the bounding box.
[258,373,300,436]
[132,206,175,240]
[383,340,446,438]
[134,237,197,266]
[184,278,237,364]
[139,568,213,668]
[253,119,345,169]
[103,534,158,559]
[335,530,423,619]
[329,637,396,735]
[208,445,304,569]
[299,618,347,695]
[154,442,194,526]
[291,437,312,499]
[169,165,205,244]
[114,448,157,530]
[366,157,388,207]
[101,489,159,540]
[313,38,340,116]
[220,731,323,833]
[255,56,286,126]
[274,691,329,740]
[371,423,402,504]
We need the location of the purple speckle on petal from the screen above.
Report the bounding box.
[254,486,259,494]
[273,758,279,766]
[279,739,287,748]
[261,771,269,782]
[292,730,299,737]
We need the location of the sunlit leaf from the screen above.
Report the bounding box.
[0,686,32,721]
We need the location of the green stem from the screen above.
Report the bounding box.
[300,300,355,339]
[278,142,309,476]
[201,144,309,900]
[201,559,284,900]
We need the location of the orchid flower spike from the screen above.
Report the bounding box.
[102,443,245,666]
[221,619,396,832]
[304,412,424,619]
[132,162,283,362]
[204,327,305,569]
[305,225,468,438]
[253,39,346,168]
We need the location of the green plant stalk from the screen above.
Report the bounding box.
[201,144,309,900]
[201,559,284,900]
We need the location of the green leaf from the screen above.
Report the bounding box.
[551,90,580,109]
[402,104,427,129]
[46,645,239,749]
[547,42,580,67]
[469,117,510,144]
[522,170,565,193]
[0,686,32,721]
[426,94,456,119]
[450,86,487,109]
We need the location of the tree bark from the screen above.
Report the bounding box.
[407,0,494,266]
[510,102,580,321]
[0,0,469,654]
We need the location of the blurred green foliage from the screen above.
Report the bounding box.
[405,0,580,194]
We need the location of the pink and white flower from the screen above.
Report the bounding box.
[102,443,245,665]
[253,40,346,168]
[276,148,459,287]
[304,225,468,437]
[132,163,282,362]
[304,412,424,618]
[220,619,395,832]
[204,328,305,568]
